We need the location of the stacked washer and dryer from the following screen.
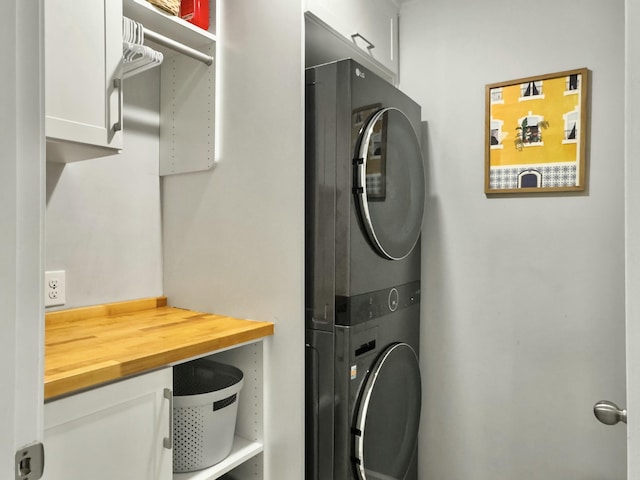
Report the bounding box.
[305,59,426,480]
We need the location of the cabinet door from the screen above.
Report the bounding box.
[352,0,398,75]
[45,0,123,157]
[305,0,358,39]
[43,369,172,480]
[305,0,398,75]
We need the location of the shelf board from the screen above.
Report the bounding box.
[45,298,273,400]
[173,436,263,480]
[123,0,216,49]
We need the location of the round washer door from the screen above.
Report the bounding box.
[353,342,422,480]
[354,107,425,260]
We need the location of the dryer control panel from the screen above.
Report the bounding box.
[335,280,420,326]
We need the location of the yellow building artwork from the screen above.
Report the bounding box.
[485,68,588,193]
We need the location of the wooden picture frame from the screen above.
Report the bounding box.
[485,68,589,194]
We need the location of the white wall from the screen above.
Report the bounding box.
[1,0,45,474]
[399,0,627,478]
[626,0,640,476]
[45,71,163,307]
[162,1,305,479]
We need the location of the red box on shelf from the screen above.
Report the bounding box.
[180,0,209,30]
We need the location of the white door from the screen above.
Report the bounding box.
[0,0,45,478]
[627,0,640,477]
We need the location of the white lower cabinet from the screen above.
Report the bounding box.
[44,342,265,480]
[43,368,173,480]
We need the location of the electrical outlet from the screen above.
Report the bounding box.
[45,270,66,307]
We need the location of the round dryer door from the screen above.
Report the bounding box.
[353,342,421,480]
[354,107,425,260]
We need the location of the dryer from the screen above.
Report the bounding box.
[305,59,425,480]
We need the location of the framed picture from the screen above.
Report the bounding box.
[485,68,589,194]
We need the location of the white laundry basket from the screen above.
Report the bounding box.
[172,359,244,473]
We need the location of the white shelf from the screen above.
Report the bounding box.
[123,0,216,49]
[173,436,263,480]
[122,0,217,176]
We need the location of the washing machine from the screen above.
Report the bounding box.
[305,59,425,480]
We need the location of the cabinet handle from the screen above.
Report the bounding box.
[113,78,123,132]
[351,33,375,51]
[594,400,627,425]
[163,388,173,449]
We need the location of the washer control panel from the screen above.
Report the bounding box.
[388,288,399,312]
[336,281,421,326]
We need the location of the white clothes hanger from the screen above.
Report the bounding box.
[122,17,162,79]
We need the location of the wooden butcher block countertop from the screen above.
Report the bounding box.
[45,297,274,400]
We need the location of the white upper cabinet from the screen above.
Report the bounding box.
[45,0,124,162]
[305,0,399,82]
[44,0,216,171]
